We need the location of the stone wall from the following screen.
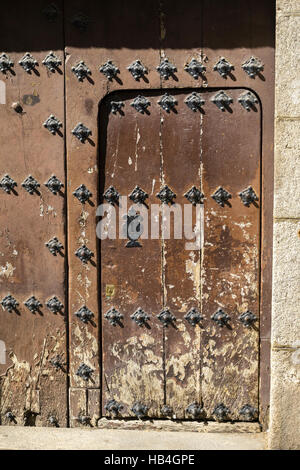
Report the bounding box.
[268,0,300,450]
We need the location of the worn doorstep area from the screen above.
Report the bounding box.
[0,427,266,450]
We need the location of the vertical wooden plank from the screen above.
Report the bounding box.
[160,91,203,418]
[201,89,261,420]
[64,0,161,422]
[100,92,164,418]
[0,0,67,426]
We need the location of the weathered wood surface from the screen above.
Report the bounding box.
[0,0,67,426]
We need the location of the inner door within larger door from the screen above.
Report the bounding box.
[99,88,261,421]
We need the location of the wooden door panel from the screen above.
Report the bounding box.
[161,92,202,419]
[100,92,164,418]
[201,89,261,420]
[0,0,67,426]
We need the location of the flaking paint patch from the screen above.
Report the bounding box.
[186,252,200,302]
[0,262,16,279]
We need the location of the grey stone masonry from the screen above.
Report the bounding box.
[269,0,300,450]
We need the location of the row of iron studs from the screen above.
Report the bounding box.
[0,52,263,80]
[0,294,256,330]
[9,89,258,144]
[4,400,257,425]
[0,175,258,208]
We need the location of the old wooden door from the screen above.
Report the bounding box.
[98,88,261,421]
[0,0,274,428]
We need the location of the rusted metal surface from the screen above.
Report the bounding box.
[0,0,67,426]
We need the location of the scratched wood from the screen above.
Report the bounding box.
[160,92,202,419]
[64,0,161,422]
[0,0,67,426]
[100,92,164,418]
[201,89,261,420]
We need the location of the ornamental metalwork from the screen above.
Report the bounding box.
[71,61,91,81]
[21,175,40,194]
[43,115,62,135]
[157,93,177,113]
[18,52,38,73]
[42,51,62,72]
[184,92,205,112]
[184,58,206,79]
[184,186,204,205]
[156,185,176,204]
[130,95,151,114]
[45,175,63,194]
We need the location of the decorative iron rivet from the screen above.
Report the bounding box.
[242,56,264,78]
[238,91,258,111]
[127,60,147,80]
[71,61,91,81]
[123,207,143,248]
[45,237,63,256]
[184,186,204,205]
[18,52,38,73]
[50,354,63,370]
[1,295,19,313]
[156,185,176,204]
[0,174,17,194]
[76,363,93,381]
[75,305,94,323]
[21,175,40,194]
[239,186,258,207]
[104,307,123,326]
[11,102,23,113]
[42,51,62,72]
[211,187,232,207]
[161,405,173,418]
[131,307,150,327]
[73,184,92,203]
[104,399,124,417]
[239,310,258,328]
[45,175,63,195]
[103,185,120,205]
[186,402,204,419]
[184,92,205,112]
[5,411,15,422]
[110,101,124,115]
[129,185,148,204]
[213,57,234,78]
[184,58,206,79]
[157,93,177,113]
[71,13,90,32]
[131,402,148,419]
[24,296,42,313]
[130,95,151,114]
[43,114,63,135]
[42,3,59,22]
[71,122,92,143]
[99,60,119,80]
[211,90,233,111]
[213,403,230,422]
[77,415,90,425]
[48,415,58,426]
[211,308,231,327]
[157,308,176,327]
[0,53,14,73]
[239,404,258,421]
[75,245,93,264]
[184,307,203,326]
[46,296,64,314]
[156,58,177,80]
